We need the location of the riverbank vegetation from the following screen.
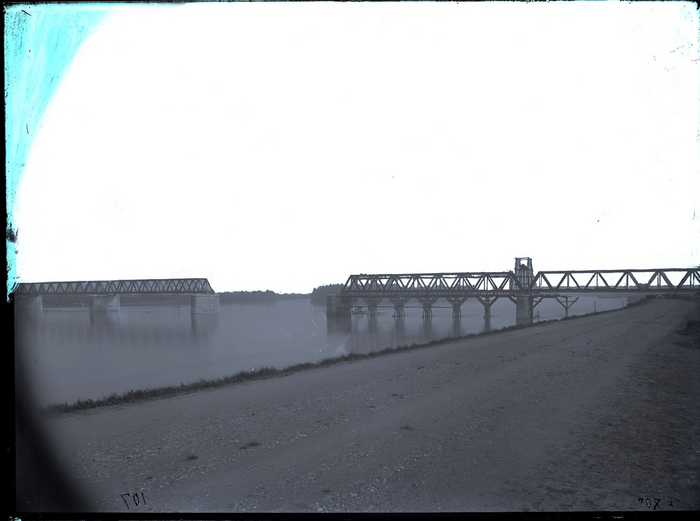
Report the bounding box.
[218,290,308,304]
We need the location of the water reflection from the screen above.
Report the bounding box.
[89,309,121,329]
[452,316,461,338]
[191,313,219,337]
[394,315,405,336]
[368,315,379,334]
[327,316,351,335]
[422,315,433,338]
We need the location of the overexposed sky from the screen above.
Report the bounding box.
[8,2,700,294]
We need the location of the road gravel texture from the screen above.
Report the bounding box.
[22,298,700,513]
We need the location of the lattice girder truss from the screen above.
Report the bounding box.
[530,269,700,293]
[342,272,523,299]
[13,278,216,295]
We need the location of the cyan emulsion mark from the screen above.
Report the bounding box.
[4,4,109,300]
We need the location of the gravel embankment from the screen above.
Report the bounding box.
[17,298,700,513]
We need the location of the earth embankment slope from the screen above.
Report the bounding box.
[28,298,700,513]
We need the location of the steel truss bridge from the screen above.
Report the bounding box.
[335,267,700,318]
[13,278,216,296]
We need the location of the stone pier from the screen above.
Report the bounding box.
[191,294,220,314]
[191,312,220,333]
[515,295,534,326]
[14,295,43,312]
[90,295,120,312]
[327,294,350,318]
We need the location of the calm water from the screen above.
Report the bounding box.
[15,296,630,407]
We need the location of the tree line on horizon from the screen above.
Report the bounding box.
[219,283,344,305]
[219,289,306,303]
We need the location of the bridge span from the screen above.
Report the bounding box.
[13,278,220,314]
[328,258,700,325]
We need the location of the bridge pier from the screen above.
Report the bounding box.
[90,294,120,312]
[363,297,383,316]
[484,305,491,332]
[515,295,533,325]
[14,295,43,312]
[389,296,410,317]
[478,296,497,332]
[555,296,579,318]
[416,296,438,318]
[445,296,468,318]
[327,294,342,317]
[327,294,353,318]
[191,294,220,314]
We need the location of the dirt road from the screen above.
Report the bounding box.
[20,298,700,513]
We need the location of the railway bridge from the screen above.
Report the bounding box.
[13,278,220,314]
[327,258,700,325]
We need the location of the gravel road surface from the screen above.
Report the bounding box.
[17,298,700,513]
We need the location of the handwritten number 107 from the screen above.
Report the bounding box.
[121,492,146,509]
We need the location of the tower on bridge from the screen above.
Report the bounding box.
[514,257,534,326]
[514,257,534,289]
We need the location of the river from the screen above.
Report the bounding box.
[14,295,631,407]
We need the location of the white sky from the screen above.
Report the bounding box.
[12,2,700,294]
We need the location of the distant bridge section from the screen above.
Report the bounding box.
[13,278,219,313]
[13,278,215,295]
